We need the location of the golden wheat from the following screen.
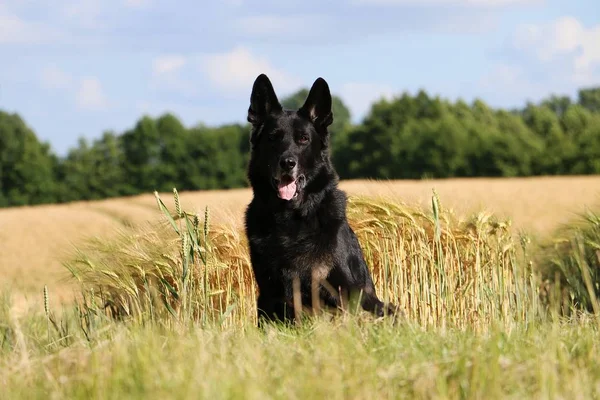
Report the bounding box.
[1,176,599,311]
[62,190,542,331]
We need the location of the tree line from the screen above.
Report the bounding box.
[1,87,599,207]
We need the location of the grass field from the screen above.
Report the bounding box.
[1,176,600,399]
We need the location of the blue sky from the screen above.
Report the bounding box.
[1,0,598,155]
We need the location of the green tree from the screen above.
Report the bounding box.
[573,123,600,173]
[336,92,469,179]
[560,105,600,174]
[521,104,574,175]
[542,95,572,117]
[90,131,128,197]
[578,88,600,113]
[56,132,127,201]
[155,113,189,192]
[183,124,249,190]
[55,138,93,201]
[121,116,161,193]
[0,111,57,206]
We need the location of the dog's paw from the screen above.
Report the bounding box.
[380,303,406,325]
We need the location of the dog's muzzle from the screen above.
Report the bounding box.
[272,174,305,201]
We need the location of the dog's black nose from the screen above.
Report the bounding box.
[280,157,297,171]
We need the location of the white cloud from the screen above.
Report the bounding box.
[76,77,108,110]
[476,62,580,108]
[339,83,395,120]
[39,67,112,110]
[514,17,600,84]
[202,47,301,96]
[354,0,540,6]
[0,6,60,44]
[149,55,200,96]
[152,55,187,76]
[40,66,73,90]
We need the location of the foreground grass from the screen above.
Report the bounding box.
[1,313,599,399]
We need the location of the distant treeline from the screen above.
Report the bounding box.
[1,87,599,207]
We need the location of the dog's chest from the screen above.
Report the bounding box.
[253,214,333,274]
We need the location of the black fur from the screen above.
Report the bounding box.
[244,74,396,325]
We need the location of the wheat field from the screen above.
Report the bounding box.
[1,176,599,308]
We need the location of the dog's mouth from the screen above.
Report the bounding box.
[272,175,305,201]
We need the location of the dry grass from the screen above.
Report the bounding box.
[1,176,599,309]
[339,176,600,234]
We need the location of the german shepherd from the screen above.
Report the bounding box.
[244,74,396,325]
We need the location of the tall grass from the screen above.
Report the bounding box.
[63,189,541,330]
[1,308,599,399]
[64,190,252,329]
[349,196,539,329]
[536,209,600,314]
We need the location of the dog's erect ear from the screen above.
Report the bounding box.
[299,77,333,129]
[248,74,282,126]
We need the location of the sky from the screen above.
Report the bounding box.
[1,0,599,155]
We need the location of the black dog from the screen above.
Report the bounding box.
[244,74,395,325]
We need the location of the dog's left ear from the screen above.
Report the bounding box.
[248,74,282,127]
[299,78,333,129]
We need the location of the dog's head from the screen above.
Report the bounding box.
[247,74,334,203]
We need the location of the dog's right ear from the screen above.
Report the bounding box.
[299,77,333,129]
[247,74,282,127]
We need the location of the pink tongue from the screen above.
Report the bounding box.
[277,180,297,200]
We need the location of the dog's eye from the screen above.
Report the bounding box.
[298,135,310,144]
